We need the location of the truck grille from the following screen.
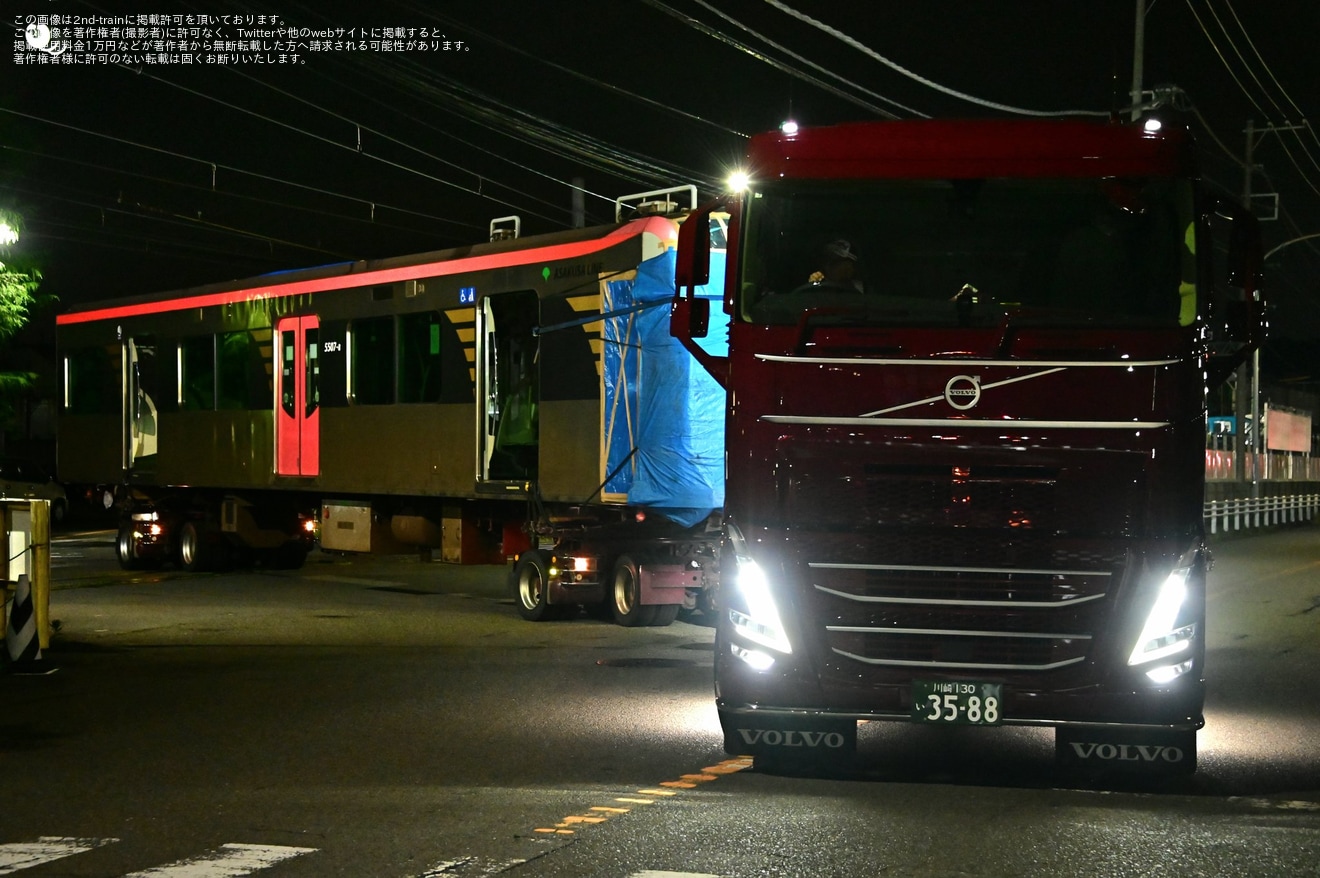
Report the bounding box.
[810,559,1114,672]
[781,453,1140,679]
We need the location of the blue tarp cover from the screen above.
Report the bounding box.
[602,248,728,527]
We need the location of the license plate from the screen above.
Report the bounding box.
[912,681,1003,725]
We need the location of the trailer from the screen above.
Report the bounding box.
[55,188,726,625]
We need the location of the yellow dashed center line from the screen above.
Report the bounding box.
[532,757,752,836]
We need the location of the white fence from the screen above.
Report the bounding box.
[1203,493,1320,535]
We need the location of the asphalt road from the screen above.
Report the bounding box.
[1,521,1318,877]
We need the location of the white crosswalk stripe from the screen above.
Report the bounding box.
[0,837,118,874]
[120,843,318,877]
[0,839,316,877]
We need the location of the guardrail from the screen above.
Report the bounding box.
[1203,493,1320,535]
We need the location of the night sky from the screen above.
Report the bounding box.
[4,0,1318,359]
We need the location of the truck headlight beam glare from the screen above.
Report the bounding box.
[729,556,792,655]
[1128,567,1195,667]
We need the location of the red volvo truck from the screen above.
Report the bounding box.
[669,118,1264,775]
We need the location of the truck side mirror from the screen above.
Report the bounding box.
[669,295,710,340]
[675,203,714,289]
[1203,199,1265,386]
[669,199,730,388]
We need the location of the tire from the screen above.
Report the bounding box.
[611,554,658,627]
[176,520,211,572]
[116,523,141,571]
[51,499,67,525]
[650,603,680,627]
[513,549,560,621]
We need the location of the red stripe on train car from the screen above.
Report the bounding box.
[56,217,677,326]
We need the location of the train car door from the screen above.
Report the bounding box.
[123,336,159,474]
[477,291,539,486]
[275,315,320,476]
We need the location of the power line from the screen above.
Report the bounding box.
[761,0,1110,118]
[358,54,719,189]
[407,3,751,139]
[0,181,347,257]
[260,0,719,214]
[0,144,469,240]
[1181,0,1320,182]
[641,0,904,120]
[0,106,481,231]
[121,65,570,226]
[1222,0,1310,128]
[681,0,925,118]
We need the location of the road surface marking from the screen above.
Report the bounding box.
[0,837,117,874]
[533,758,752,835]
[120,843,317,877]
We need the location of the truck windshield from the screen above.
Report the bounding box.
[739,177,1194,328]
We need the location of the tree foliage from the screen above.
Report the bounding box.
[0,259,43,341]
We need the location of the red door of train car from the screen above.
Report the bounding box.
[275,314,320,477]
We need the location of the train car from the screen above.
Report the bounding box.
[56,189,723,604]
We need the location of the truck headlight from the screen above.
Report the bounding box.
[728,556,792,656]
[1128,566,1196,669]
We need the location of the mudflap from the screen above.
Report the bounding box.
[721,710,858,777]
[1055,725,1197,777]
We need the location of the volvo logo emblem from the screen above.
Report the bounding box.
[944,375,982,410]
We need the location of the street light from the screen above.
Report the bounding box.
[0,221,17,247]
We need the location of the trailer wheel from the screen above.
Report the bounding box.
[513,549,560,621]
[651,603,680,627]
[177,521,211,572]
[611,554,657,627]
[116,523,141,571]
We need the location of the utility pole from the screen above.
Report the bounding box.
[1238,121,1305,489]
[1235,122,1255,485]
[1130,0,1147,120]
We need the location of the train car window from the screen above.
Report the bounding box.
[217,329,273,411]
[350,316,394,405]
[63,345,119,414]
[157,342,179,414]
[398,311,443,403]
[179,335,216,411]
[319,320,348,407]
[305,326,320,417]
[280,328,297,418]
